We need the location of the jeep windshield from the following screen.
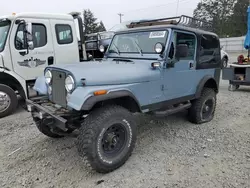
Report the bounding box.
[108,30,168,58]
[0,19,11,52]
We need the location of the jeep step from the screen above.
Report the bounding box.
[152,102,191,117]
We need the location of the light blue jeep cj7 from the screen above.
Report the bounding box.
[26,15,221,173]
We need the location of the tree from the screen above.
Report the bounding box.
[96,21,106,32]
[83,9,98,34]
[193,0,236,37]
[230,0,248,37]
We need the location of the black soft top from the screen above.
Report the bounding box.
[115,24,218,38]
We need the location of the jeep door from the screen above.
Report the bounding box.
[9,18,54,81]
[163,30,197,99]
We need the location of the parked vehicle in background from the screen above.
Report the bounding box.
[27,15,221,173]
[0,12,88,118]
[84,20,140,58]
[221,47,229,68]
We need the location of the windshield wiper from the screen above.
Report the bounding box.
[112,43,120,55]
[132,39,143,56]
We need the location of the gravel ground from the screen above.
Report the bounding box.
[0,78,250,188]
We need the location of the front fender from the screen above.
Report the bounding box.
[67,85,140,111]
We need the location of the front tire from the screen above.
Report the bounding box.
[0,84,18,118]
[76,105,137,173]
[188,88,216,124]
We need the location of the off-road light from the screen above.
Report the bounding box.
[154,42,164,54]
[99,45,105,53]
[45,70,52,84]
[65,75,75,92]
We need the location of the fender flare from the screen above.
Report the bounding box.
[195,75,218,98]
[0,70,27,98]
[81,90,141,111]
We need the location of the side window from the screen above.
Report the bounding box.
[200,34,220,64]
[15,23,47,50]
[174,32,196,60]
[55,24,73,45]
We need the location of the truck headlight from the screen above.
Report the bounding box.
[65,75,75,92]
[45,70,52,84]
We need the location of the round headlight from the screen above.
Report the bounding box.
[65,75,75,92]
[45,70,52,84]
[99,45,105,53]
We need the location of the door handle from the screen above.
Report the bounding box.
[189,61,194,69]
[48,56,54,65]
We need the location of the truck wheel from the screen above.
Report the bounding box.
[76,105,137,173]
[0,84,18,118]
[188,88,216,124]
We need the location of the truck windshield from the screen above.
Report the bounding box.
[108,30,168,55]
[0,19,11,52]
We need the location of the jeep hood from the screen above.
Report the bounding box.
[50,60,160,86]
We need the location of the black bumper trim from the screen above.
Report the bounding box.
[26,99,68,130]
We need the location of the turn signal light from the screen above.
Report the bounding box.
[94,90,107,96]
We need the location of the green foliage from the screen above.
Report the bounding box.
[82,9,106,34]
[96,21,106,32]
[193,0,248,37]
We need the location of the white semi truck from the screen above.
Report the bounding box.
[0,12,87,118]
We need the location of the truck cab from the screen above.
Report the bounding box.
[0,12,87,118]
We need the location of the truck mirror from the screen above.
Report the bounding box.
[25,22,32,36]
[28,41,34,50]
[175,44,188,60]
[25,22,34,51]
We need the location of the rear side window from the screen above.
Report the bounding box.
[55,24,73,44]
[200,34,220,64]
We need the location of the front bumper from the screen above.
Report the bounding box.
[26,97,71,131]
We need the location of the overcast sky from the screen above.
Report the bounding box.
[0,0,200,30]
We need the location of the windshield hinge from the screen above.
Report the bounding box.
[161,85,164,91]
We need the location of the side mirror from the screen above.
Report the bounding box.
[175,44,188,60]
[25,22,32,36]
[25,22,34,50]
[28,41,34,50]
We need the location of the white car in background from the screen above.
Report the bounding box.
[221,47,229,68]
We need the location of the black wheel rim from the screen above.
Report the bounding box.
[202,98,214,120]
[101,123,127,157]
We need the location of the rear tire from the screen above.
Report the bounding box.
[0,84,18,118]
[188,88,216,124]
[76,105,137,173]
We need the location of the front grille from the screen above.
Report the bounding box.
[85,41,98,50]
[51,70,67,107]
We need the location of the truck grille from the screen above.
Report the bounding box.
[86,41,98,50]
[51,70,67,107]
